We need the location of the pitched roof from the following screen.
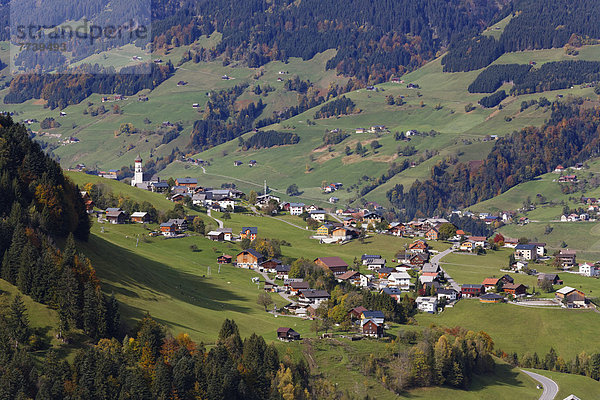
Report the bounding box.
[556,286,576,295]
[361,254,382,260]
[362,310,384,319]
[241,227,258,234]
[482,277,500,286]
[290,281,310,289]
[480,293,503,300]
[351,306,368,314]
[176,177,197,184]
[462,284,484,289]
[315,256,348,268]
[381,287,402,295]
[515,244,536,250]
[130,212,148,218]
[338,270,360,280]
[239,249,263,259]
[300,289,330,298]
[503,283,526,290]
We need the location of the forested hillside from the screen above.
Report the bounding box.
[0,115,118,340]
[387,99,600,219]
[150,0,505,83]
[443,0,600,72]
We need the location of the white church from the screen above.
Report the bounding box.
[130,155,169,192]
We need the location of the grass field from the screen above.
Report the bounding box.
[416,300,600,359]
[80,221,315,344]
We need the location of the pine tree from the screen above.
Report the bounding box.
[7,295,30,348]
[2,224,27,283]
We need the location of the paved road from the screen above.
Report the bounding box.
[521,370,559,400]
[207,209,223,228]
[255,269,297,306]
[430,248,460,291]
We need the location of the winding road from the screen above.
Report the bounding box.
[431,248,460,292]
[207,209,223,228]
[521,370,559,400]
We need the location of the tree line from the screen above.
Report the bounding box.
[239,130,300,150]
[314,96,356,119]
[0,310,311,399]
[0,115,119,340]
[478,90,507,108]
[4,62,174,109]
[148,0,502,84]
[386,100,600,218]
[442,0,600,72]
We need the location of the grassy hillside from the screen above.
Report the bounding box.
[416,300,600,359]
[3,39,599,208]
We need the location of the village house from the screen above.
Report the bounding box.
[409,253,429,267]
[421,263,441,275]
[316,224,333,236]
[528,242,546,257]
[289,203,305,216]
[362,212,383,226]
[388,271,411,289]
[514,244,537,261]
[175,177,198,188]
[276,264,291,279]
[207,230,226,241]
[556,249,577,268]
[160,221,178,237]
[425,227,439,241]
[461,284,484,298]
[337,270,369,287]
[289,281,310,294]
[216,228,232,241]
[479,293,504,303]
[309,210,327,221]
[298,289,330,306]
[437,288,458,302]
[362,254,382,265]
[538,273,563,286]
[167,218,188,231]
[217,254,232,264]
[144,179,168,193]
[361,319,384,338]
[106,208,127,224]
[468,236,488,248]
[260,259,283,273]
[332,226,351,241]
[216,197,236,210]
[556,286,586,307]
[236,249,264,269]
[482,277,502,292]
[380,287,403,301]
[130,211,151,223]
[503,238,519,248]
[377,267,395,280]
[558,175,578,183]
[409,240,429,253]
[503,283,527,296]
[361,310,385,326]
[314,257,349,275]
[349,306,369,320]
[277,327,301,342]
[240,227,258,241]
[579,263,599,277]
[365,258,386,270]
[554,165,565,173]
[416,297,438,314]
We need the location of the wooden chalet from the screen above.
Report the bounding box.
[277,327,301,342]
[236,249,264,268]
[314,257,348,275]
[217,254,233,264]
